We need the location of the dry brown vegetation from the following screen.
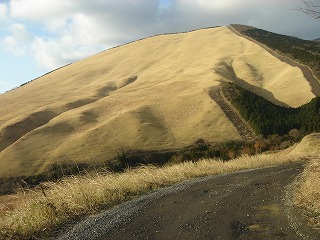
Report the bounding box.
[291,133,320,230]
[0,26,314,180]
[0,26,318,239]
[0,152,305,239]
[294,158,320,229]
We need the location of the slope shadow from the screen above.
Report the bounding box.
[228,25,320,96]
[214,62,290,107]
[0,76,138,152]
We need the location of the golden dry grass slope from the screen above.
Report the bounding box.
[289,133,320,156]
[0,26,316,177]
[289,133,320,229]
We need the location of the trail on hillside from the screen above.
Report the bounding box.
[208,87,256,141]
[58,162,319,240]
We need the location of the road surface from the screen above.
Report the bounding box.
[58,162,319,240]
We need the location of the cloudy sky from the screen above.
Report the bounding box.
[0,0,318,93]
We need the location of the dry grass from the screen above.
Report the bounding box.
[0,152,304,239]
[291,133,320,230]
[0,26,314,178]
[0,195,25,218]
[294,157,320,229]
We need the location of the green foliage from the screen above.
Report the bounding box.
[110,149,174,171]
[224,83,320,136]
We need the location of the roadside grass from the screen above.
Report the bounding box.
[0,152,306,239]
[290,133,320,230]
[294,156,320,229]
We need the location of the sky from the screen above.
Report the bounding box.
[0,0,319,93]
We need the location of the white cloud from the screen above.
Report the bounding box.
[9,0,72,21]
[1,0,164,70]
[0,3,7,16]
[7,23,31,38]
[3,23,33,56]
[31,37,63,69]
[0,3,8,25]
[30,35,106,69]
[176,0,244,10]
[0,0,319,74]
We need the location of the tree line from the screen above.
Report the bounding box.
[223,83,320,136]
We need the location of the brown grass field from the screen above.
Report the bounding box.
[290,133,320,229]
[0,26,315,179]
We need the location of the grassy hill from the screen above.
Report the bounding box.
[0,26,316,182]
[231,24,320,81]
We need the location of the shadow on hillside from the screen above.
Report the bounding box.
[0,76,138,154]
[214,62,290,107]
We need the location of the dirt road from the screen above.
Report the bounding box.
[58,162,319,240]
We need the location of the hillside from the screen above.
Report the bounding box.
[0,26,316,179]
[290,133,320,156]
[231,24,320,83]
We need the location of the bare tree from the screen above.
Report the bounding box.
[296,0,320,19]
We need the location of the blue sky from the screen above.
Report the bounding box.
[0,0,319,93]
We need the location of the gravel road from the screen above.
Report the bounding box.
[58,162,319,240]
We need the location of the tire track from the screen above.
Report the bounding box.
[209,87,256,141]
